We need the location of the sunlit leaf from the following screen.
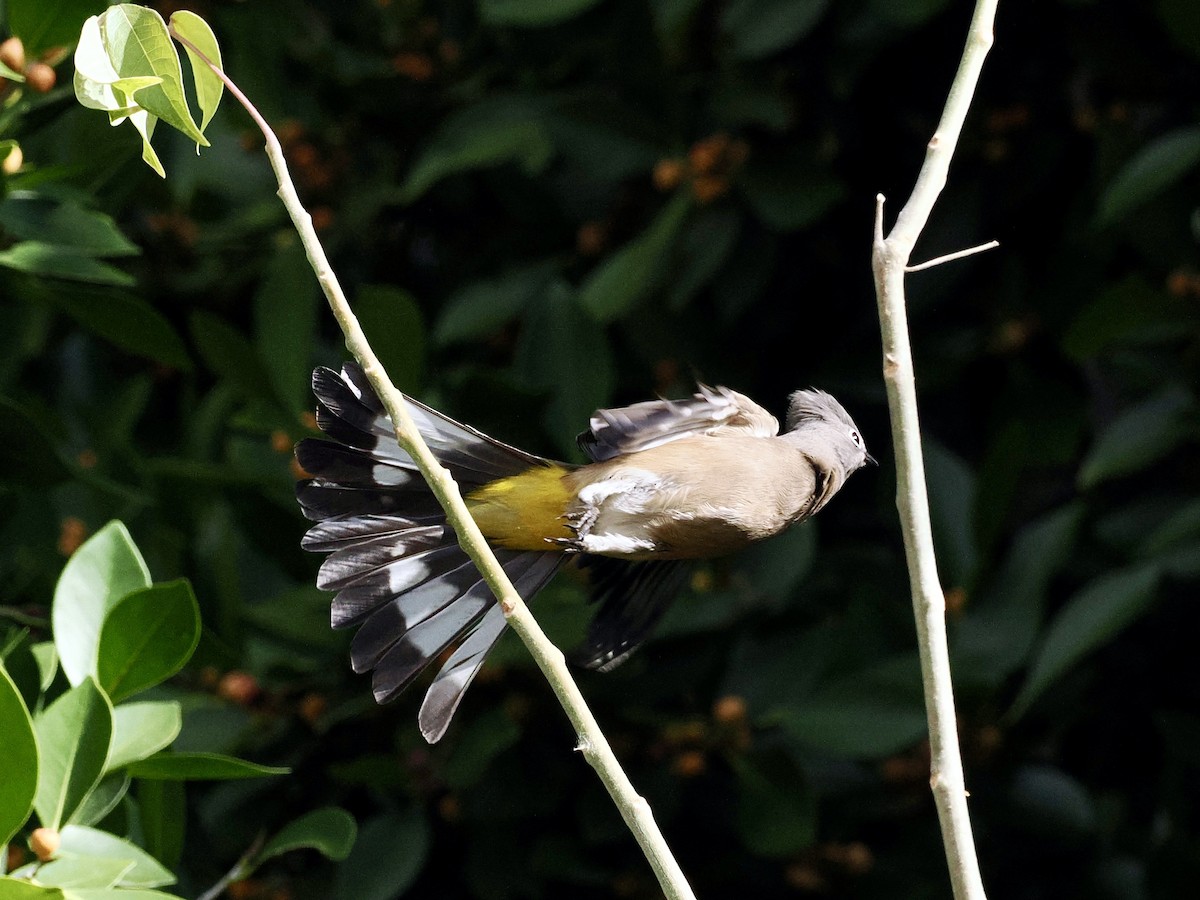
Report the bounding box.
[107,701,183,770]
[58,823,176,888]
[168,10,224,132]
[52,521,151,686]
[33,678,113,830]
[96,581,201,702]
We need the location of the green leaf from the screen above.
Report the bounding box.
[68,772,130,827]
[579,191,691,321]
[1008,765,1097,841]
[733,523,817,601]
[31,857,134,890]
[189,310,282,409]
[740,161,844,231]
[953,504,1084,688]
[249,807,357,874]
[1062,276,1174,361]
[33,679,113,830]
[253,243,318,413]
[94,5,208,146]
[777,656,927,759]
[1077,389,1193,488]
[0,243,134,286]
[1097,125,1200,225]
[125,751,289,780]
[435,261,558,346]
[137,779,185,871]
[63,891,184,900]
[96,581,201,702]
[721,0,829,59]
[334,809,430,900]
[0,877,66,898]
[52,521,151,686]
[0,665,39,845]
[10,0,108,55]
[924,438,978,589]
[167,11,225,132]
[478,0,603,27]
[666,207,742,311]
[107,701,183,770]
[0,194,139,257]
[442,708,520,790]
[398,98,554,203]
[732,752,815,857]
[58,823,176,888]
[1009,565,1160,719]
[354,285,425,394]
[514,284,614,455]
[0,397,72,487]
[54,288,193,372]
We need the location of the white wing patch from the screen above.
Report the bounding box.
[568,468,662,555]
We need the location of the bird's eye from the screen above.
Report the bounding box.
[850,430,862,446]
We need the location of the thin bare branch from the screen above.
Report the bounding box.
[906,240,999,272]
[869,2,999,899]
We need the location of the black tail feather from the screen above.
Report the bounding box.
[298,364,566,742]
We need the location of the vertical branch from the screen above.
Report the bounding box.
[870,2,998,899]
[169,29,696,900]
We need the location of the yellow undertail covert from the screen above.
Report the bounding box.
[466,464,575,550]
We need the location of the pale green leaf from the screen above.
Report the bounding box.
[33,679,113,830]
[59,823,176,888]
[107,701,183,771]
[52,521,151,686]
[28,857,134,890]
[168,10,225,133]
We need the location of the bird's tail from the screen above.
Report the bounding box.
[296,363,565,743]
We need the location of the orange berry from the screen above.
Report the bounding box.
[30,827,60,861]
[58,517,88,557]
[672,750,707,777]
[298,692,327,725]
[217,671,261,706]
[691,174,729,204]
[712,694,747,725]
[1,143,22,174]
[24,62,55,93]
[688,133,731,175]
[576,221,606,256]
[270,430,292,453]
[0,37,26,74]
[652,158,685,192]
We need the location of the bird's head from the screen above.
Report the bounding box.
[785,389,875,473]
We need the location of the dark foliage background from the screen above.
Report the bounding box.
[2,0,1199,897]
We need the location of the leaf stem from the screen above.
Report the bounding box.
[870,2,998,899]
[168,24,695,900]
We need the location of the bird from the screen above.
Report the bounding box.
[296,363,872,743]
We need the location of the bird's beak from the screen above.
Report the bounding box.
[864,451,878,467]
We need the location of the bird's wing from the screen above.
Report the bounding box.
[577,386,779,462]
[573,556,692,672]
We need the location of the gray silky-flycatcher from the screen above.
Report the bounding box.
[296,363,872,742]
